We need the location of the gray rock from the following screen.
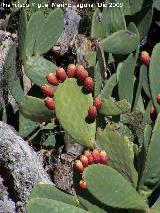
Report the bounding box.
[0,177,16,213]
[53,7,81,56]
[0,122,52,211]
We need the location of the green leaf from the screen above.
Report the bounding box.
[43,134,56,147]
[20,96,53,122]
[18,8,27,62]
[100,98,130,116]
[116,0,143,15]
[29,184,79,206]
[55,78,96,148]
[96,127,138,187]
[6,44,24,104]
[103,0,126,37]
[28,122,55,141]
[142,66,151,98]
[139,114,160,198]
[129,1,153,40]
[99,74,117,99]
[34,9,64,55]
[100,23,139,55]
[132,65,146,111]
[149,43,160,113]
[19,112,39,138]
[94,62,103,97]
[26,11,45,56]
[118,48,139,105]
[153,0,160,11]
[83,165,146,210]
[91,8,105,39]
[26,198,88,213]
[25,56,57,86]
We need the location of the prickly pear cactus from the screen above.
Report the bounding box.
[55,78,96,148]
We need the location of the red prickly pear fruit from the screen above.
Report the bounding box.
[84,77,94,91]
[100,150,109,164]
[41,84,54,97]
[93,98,102,111]
[75,160,84,173]
[92,149,100,164]
[140,51,150,65]
[78,69,88,82]
[47,73,59,86]
[79,180,87,190]
[44,97,55,110]
[75,65,85,78]
[84,150,94,165]
[88,106,97,120]
[56,67,67,82]
[66,64,76,77]
[80,155,89,167]
[157,94,160,105]
[150,106,157,121]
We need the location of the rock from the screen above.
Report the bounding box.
[0,122,52,211]
[0,177,16,213]
[53,7,81,56]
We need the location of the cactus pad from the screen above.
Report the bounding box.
[26,11,45,57]
[96,127,138,187]
[149,43,160,112]
[55,78,96,148]
[100,23,139,55]
[83,165,146,211]
[139,114,160,198]
[100,98,130,116]
[26,198,87,213]
[20,96,53,122]
[34,8,64,55]
[29,184,79,206]
[25,56,57,87]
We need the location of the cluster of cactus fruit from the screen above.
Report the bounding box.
[75,149,109,189]
[42,64,102,121]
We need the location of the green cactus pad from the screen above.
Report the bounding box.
[34,8,64,55]
[99,74,117,99]
[25,56,57,87]
[18,8,27,62]
[26,198,87,213]
[143,124,152,156]
[102,0,126,37]
[130,2,153,40]
[28,123,56,142]
[91,8,105,39]
[55,78,96,148]
[19,112,39,138]
[20,96,53,122]
[94,62,103,97]
[100,98,130,116]
[149,43,160,112]
[96,127,138,187]
[29,184,79,206]
[142,66,151,98]
[132,65,146,111]
[100,23,139,55]
[151,199,160,212]
[6,44,24,104]
[83,165,146,211]
[26,11,45,57]
[117,0,143,15]
[118,48,139,105]
[139,114,160,198]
